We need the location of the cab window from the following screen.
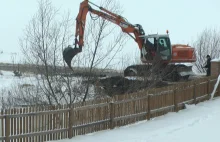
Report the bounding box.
[159,37,170,48]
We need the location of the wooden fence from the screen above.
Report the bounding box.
[0,76,219,142]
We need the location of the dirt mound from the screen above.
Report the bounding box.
[98,76,168,96]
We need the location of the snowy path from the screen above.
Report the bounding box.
[49,97,220,142]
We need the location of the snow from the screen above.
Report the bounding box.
[0,70,97,106]
[212,58,220,62]
[175,62,194,67]
[48,97,220,142]
[0,70,15,89]
[0,70,36,91]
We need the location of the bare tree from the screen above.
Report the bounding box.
[69,0,128,101]
[19,0,80,105]
[13,0,127,105]
[193,27,220,73]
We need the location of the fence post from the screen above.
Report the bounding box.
[68,107,74,139]
[193,82,197,104]
[5,110,10,142]
[110,101,115,129]
[174,89,178,112]
[218,79,220,97]
[147,95,151,120]
[207,79,210,99]
[1,109,3,141]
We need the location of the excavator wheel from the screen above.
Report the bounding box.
[171,71,180,82]
[182,75,190,80]
[126,70,136,76]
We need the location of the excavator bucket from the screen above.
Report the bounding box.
[63,46,81,69]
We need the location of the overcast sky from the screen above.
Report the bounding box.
[0,0,219,63]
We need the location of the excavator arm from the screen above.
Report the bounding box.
[63,0,145,68]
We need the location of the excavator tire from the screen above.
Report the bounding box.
[182,75,190,80]
[171,71,180,81]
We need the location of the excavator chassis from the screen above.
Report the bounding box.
[124,64,194,81]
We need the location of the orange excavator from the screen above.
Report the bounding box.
[63,0,196,81]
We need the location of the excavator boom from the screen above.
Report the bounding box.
[63,0,145,68]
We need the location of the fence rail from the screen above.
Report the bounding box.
[0,76,219,142]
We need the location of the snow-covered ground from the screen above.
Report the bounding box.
[0,70,36,91]
[0,70,97,106]
[48,97,220,142]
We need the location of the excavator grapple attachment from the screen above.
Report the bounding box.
[63,46,82,68]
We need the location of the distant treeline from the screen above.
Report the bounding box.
[0,63,120,77]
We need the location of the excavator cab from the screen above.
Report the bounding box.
[141,34,172,63]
